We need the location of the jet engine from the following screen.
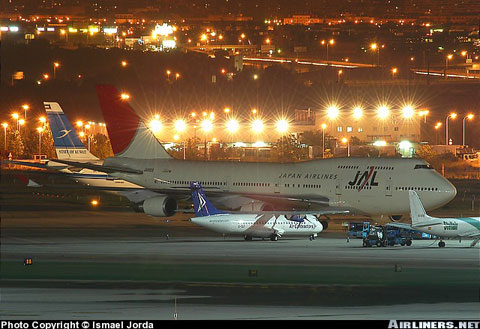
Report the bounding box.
[389,215,403,221]
[141,195,177,217]
[320,220,328,230]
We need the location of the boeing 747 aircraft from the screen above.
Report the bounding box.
[409,190,480,247]
[51,85,457,220]
[190,182,331,241]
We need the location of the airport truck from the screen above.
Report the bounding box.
[362,225,412,247]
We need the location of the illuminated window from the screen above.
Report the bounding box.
[347,126,353,133]
[358,127,363,132]
[337,126,343,132]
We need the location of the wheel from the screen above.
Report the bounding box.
[270,235,279,241]
[376,241,382,247]
[362,241,367,247]
[244,235,252,241]
[438,241,446,248]
[400,242,405,246]
[406,239,412,246]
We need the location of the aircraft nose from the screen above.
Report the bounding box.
[439,177,457,205]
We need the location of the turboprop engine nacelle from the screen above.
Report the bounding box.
[142,195,177,217]
[287,215,306,223]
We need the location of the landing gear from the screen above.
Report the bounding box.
[438,241,446,248]
[309,234,316,241]
[270,235,279,242]
[406,239,412,247]
[244,235,252,241]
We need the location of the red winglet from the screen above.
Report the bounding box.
[96,85,140,155]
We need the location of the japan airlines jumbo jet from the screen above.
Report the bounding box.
[409,190,480,247]
[54,85,457,220]
[190,182,332,241]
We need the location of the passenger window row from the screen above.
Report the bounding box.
[397,187,439,191]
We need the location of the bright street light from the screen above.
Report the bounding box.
[276,119,289,134]
[326,105,339,119]
[251,119,264,133]
[174,119,186,133]
[225,119,239,134]
[353,107,363,119]
[377,105,389,119]
[149,119,162,133]
[201,119,213,133]
[402,105,415,119]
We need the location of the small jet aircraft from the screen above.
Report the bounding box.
[409,190,480,247]
[189,181,346,241]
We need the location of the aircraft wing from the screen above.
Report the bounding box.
[51,159,143,175]
[2,159,66,170]
[386,222,414,230]
[228,210,349,216]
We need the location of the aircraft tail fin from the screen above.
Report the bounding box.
[96,85,172,160]
[408,190,432,226]
[44,102,99,161]
[16,174,42,187]
[190,182,226,217]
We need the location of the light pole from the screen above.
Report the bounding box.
[445,54,452,79]
[22,104,29,121]
[462,114,474,147]
[321,39,334,62]
[321,123,327,159]
[391,67,398,79]
[445,113,457,145]
[342,137,350,157]
[12,113,19,131]
[53,62,60,79]
[2,122,8,151]
[434,122,442,145]
[370,43,380,65]
[174,119,187,160]
[36,127,44,156]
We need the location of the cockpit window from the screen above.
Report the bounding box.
[414,164,433,169]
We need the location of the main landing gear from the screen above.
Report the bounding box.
[438,241,446,248]
[270,234,279,241]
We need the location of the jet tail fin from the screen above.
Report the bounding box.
[408,190,432,226]
[44,102,99,161]
[96,85,172,160]
[190,182,226,217]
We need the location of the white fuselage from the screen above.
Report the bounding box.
[105,157,456,216]
[190,214,323,238]
[414,217,480,239]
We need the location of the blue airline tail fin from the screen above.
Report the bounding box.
[44,102,99,161]
[190,182,226,217]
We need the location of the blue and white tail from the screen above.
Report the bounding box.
[44,102,98,161]
[190,182,226,217]
[408,190,432,226]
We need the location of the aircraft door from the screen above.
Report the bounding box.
[274,177,281,193]
[335,178,342,196]
[385,176,393,197]
[224,176,231,192]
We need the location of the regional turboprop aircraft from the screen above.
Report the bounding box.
[51,85,457,220]
[409,190,480,247]
[190,182,334,241]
